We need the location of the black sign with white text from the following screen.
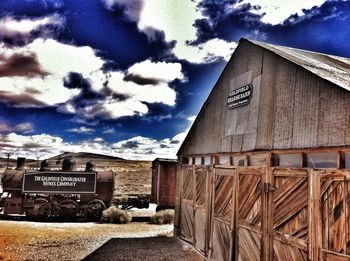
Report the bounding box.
[227,84,253,109]
[22,172,96,194]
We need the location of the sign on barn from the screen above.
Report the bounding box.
[227,84,253,109]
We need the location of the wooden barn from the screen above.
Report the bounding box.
[175,38,350,261]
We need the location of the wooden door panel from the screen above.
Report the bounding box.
[210,168,235,261]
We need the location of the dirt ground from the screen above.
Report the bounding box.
[0,220,197,261]
[84,237,203,261]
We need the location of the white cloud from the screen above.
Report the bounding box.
[237,0,327,25]
[0,38,105,107]
[0,14,64,36]
[0,129,188,160]
[112,133,184,160]
[187,115,196,123]
[94,137,104,142]
[81,67,178,119]
[127,59,184,83]
[103,0,236,64]
[103,128,116,134]
[178,38,237,64]
[66,126,95,134]
[0,37,181,119]
[0,132,64,158]
[0,122,11,133]
[0,121,34,134]
[14,122,34,134]
[107,71,176,106]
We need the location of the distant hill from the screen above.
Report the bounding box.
[46,152,125,161]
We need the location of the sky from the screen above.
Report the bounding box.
[0,0,350,160]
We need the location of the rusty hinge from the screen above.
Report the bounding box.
[258,182,277,193]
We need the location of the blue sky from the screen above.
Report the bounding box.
[0,0,350,160]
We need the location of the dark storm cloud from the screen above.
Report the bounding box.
[170,140,181,144]
[197,0,262,25]
[121,140,139,149]
[112,93,130,102]
[100,86,131,102]
[22,142,43,149]
[188,18,216,45]
[0,53,49,78]
[194,1,265,44]
[282,1,347,26]
[63,72,90,89]
[0,91,47,107]
[260,1,350,58]
[24,87,42,95]
[123,73,160,85]
[102,0,143,23]
[63,72,103,107]
[193,0,350,58]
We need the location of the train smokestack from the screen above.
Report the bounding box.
[85,161,94,172]
[40,160,49,171]
[16,157,25,169]
[62,158,76,171]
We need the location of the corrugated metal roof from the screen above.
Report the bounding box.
[249,39,350,91]
[152,158,177,163]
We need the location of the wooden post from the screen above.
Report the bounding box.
[261,167,274,261]
[209,167,216,259]
[233,169,239,261]
[192,165,196,245]
[205,166,212,256]
[344,177,348,255]
[308,169,322,261]
[175,161,183,237]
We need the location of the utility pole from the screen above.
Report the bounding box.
[6,153,11,169]
[36,156,39,169]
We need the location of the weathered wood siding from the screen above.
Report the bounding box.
[179,40,350,156]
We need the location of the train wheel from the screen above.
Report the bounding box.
[60,199,79,220]
[27,198,51,220]
[85,199,106,221]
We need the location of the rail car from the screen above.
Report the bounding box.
[0,157,114,220]
[151,158,177,211]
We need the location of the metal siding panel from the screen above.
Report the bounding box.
[292,67,319,148]
[317,80,350,147]
[256,50,278,149]
[273,59,297,149]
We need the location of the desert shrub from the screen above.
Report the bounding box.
[100,206,132,224]
[150,209,174,225]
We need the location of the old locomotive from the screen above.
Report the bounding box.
[0,157,114,220]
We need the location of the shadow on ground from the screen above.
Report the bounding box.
[83,236,202,261]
